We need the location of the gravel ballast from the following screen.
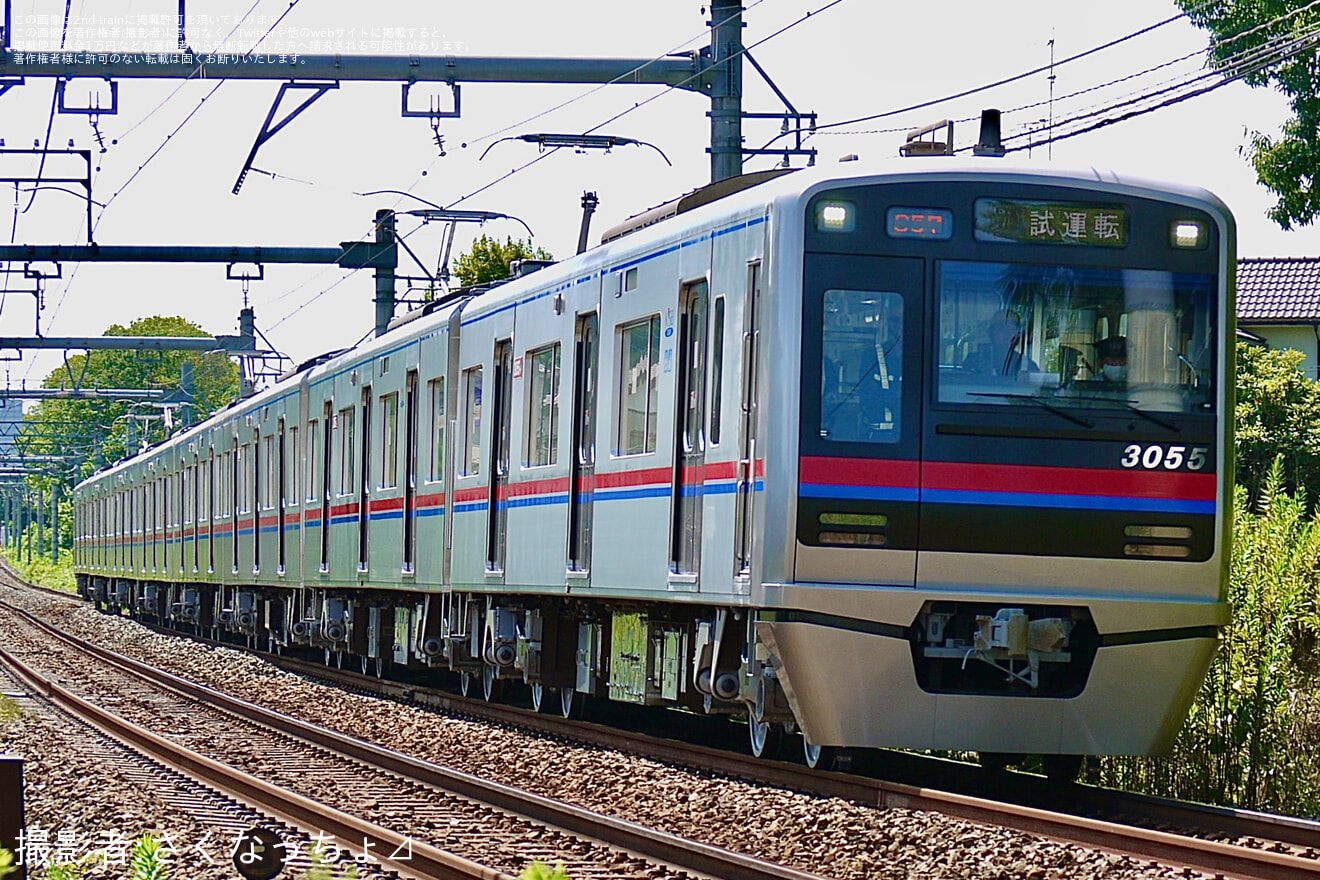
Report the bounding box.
[0,583,1188,880]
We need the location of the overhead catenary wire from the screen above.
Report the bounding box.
[985,13,1320,151]
[992,21,1320,155]
[798,0,1320,150]
[267,0,849,340]
[34,0,305,381]
[463,0,770,149]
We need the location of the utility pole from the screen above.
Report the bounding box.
[50,482,59,564]
[373,210,397,339]
[709,0,745,182]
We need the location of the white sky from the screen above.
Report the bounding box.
[0,0,1313,388]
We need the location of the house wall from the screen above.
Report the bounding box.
[1240,324,1320,380]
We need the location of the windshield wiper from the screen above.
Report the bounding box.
[1060,394,1182,432]
[966,392,1095,428]
[1117,400,1181,432]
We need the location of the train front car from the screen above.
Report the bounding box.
[755,166,1232,764]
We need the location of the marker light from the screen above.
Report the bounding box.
[815,200,855,232]
[1172,220,1207,249]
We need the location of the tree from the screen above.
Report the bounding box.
[451,235,553,286]
[1234,341,1320,506]
[1177,1,1320,229]
[20,315,242,489]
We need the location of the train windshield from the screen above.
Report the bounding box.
[936,261,1216,414]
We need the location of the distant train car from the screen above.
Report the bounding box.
[74,160,1233,774]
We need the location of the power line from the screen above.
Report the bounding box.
[994,19,1320,154]
[268,1,848,337]
[813,5,1203,136]
[464,0,770,148]
[40,0,303,350]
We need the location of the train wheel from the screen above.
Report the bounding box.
[481,664,502,702]
[559,688,581,719]
[530,682,545,713]
[1043,754,1083,783]
[459,670,472,697]
[749,717,782,759]
[803,736,836,770]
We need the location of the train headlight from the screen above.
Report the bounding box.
[815,200,855,233]
[1171,220,1207,249]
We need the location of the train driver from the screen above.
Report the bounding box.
[1095,335,1127,382]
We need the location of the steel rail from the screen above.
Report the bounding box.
[10,576,1320,880]
[1,602,833,880]
[0,643,511,880]
[265,659,1320,880]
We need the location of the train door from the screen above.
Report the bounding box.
[232,437,241,575]
[567,313,598,578]
[320,400,332,573]
[734,262,762,580]
[671,280,710,578]
[486,339,513,574]
[403,369,419,573]
[192,453,201,573]
[208,452,216,573]
[795,254,924,587]
[359,386,372,573]
[278,418,287,574]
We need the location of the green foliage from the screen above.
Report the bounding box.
[0,694,20,725]
[1177,1,1320,229]
[1102,461,1320,814]
[130,834,169,880]
[45,859,87,880]
[2,548,76,593]
[1233,341,1320,508]
[21,315,242,491]
[519,862,571,880]
[0,847,17,878]
[297,844,359,880]
[452,235,553,287]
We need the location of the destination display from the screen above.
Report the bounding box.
[974,198,1128,247]
[886,207,954,240]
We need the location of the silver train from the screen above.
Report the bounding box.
[74,161,1234,771]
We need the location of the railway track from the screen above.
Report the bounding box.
[6,576,1320,880]
[0,596,833,880]
[269,654,1320,880]
[0,637,400,880]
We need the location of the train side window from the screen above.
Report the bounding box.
[462,366,483,476]
[306,421,319,502]
[710,296,726,446]
[428,378,445,482]
[338,406,356,495]
[525,343,560,467]
[380,392,399,488]
[198,456,208,522]
[820,289,903,444]
[288,426,299,505]
[616,315,661,455]
[238,445,249,512]
[263,434,275,509]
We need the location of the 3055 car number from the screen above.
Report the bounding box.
[1120,444,1208,471]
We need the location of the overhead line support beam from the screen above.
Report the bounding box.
[0,52,707,90]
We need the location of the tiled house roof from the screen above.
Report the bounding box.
[1237,256,1320,322]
